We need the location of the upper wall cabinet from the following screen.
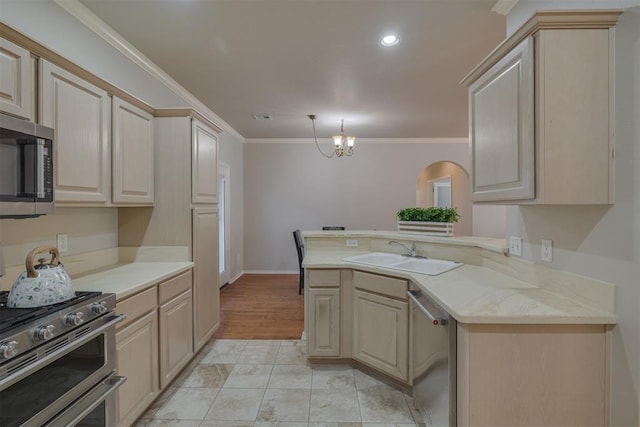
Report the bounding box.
[40,60,111,205]
[468,37,534,202]
[462,10,621,205]
[112,97,154,205]
[0,37,33,120]
[192,119,219,204]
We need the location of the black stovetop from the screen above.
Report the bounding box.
[0,291,102,334]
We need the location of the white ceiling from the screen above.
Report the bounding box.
[79,0,506,139]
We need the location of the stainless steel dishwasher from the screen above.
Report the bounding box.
[408,285,456,427]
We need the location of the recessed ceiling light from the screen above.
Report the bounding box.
[380,35,400,47]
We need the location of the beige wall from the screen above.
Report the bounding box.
[505,4,640,426]
[242,139,504,271]
[0,208,118,288]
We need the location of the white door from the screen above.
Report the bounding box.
[218,163,231,287]
[432,177,451,208]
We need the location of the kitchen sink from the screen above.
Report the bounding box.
[344,252,463,276]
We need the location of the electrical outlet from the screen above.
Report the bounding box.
[56,234,69,253]
[346,239,359,248]
[541,239,553,262]
[509,236,522,257]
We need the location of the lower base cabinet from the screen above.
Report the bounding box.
[352,289,408,381]
[116,309,159,427]
[307,287,341,357]
[159,271,194,388]
[457,323,608,427]
[115,269,195,427]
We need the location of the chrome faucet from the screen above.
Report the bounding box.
[388,240,417,257]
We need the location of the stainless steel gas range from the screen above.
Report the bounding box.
[0,290,125,426]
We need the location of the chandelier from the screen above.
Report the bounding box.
[308,115,355,158]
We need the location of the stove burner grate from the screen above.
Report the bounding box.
[0,291,102,334]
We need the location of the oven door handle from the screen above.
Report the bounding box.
[0,314,125,390]
[407,290,448,326]
[43,373,126,426]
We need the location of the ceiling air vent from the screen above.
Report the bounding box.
[252,114,272,120]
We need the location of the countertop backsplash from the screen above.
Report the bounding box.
[0,246,190,291]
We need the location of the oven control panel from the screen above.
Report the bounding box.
[0,293,115,363]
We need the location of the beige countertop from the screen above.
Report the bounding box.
[72,262,194,301]
[303,249,615,325]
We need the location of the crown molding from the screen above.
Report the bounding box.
[53,0,244,142]
[461,9,623,86]
[245,138,469,144]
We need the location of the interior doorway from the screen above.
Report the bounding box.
[416,161,472,236]
[219,162,231,287]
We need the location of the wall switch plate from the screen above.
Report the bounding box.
[541,239,553,262]
[56,234,69,253]
[346,239,359,247]
[509,236,522,257]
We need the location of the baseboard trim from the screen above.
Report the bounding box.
[229,272,244,284]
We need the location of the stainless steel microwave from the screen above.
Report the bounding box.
[0,112,54,218]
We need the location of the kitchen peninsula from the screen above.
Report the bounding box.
[302,230,615,427]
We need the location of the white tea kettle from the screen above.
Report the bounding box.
[8,246,75,308]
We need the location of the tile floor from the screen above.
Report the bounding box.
[136,339,424,427]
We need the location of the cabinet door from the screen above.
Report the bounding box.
[40,60,110,204]
[112,97,154,205]
[192,119,218,204]
[192,207,220,351]
[160,289,194,388]
[116,309,159,427]
[307,287,340,357]
[469,37,534,202]
[0,37,32,119]
[353,290,408,381]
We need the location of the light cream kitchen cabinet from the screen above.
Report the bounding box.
[0,37,32,119]
[308,287,341,357]
[192,207,220,351]
[119,112,221,352]
[457,323,608,427]
[191,119,219,204]
[112,96,154,205]
[306,269,342,357]
[115,287,159,427]
[352,271,408,381]
[467,37,534,202]
[40,59,111,205]
[159,270,194,388]
[462,11,620,204]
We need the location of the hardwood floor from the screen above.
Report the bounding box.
[212,273,304,339]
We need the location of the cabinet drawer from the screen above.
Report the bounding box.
[116,286,158,329]
[159,270,193,304]
[353,270,407,300]
[308,269,340,287]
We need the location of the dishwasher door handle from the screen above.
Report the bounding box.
[407,290,448,326]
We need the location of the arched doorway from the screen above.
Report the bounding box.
[416,161,472,236]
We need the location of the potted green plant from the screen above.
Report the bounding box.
[396,207,460,236]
